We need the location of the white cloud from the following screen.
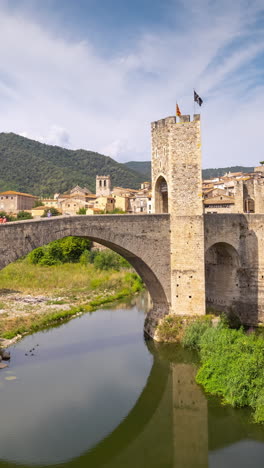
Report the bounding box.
[0,1,263,168]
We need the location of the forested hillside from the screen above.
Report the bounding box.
[0,133,145,196]
[125,161,255,181]
[124,161,151,178]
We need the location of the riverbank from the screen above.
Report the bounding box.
[156,314,264,424]
[0,261,143,346]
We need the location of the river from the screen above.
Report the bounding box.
[0,291,264,468]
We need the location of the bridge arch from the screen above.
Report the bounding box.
[205,242,240,314]
[0,215,171,329]
[154,175,168,214]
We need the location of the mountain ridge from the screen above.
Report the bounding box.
[0,132,146,196]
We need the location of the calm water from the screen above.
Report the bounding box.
[0,292,264,468]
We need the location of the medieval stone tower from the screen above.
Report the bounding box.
[96,175,111,197]
[151,114,205,317]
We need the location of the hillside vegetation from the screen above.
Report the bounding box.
[0,133,145,196]
[125,161,255,181]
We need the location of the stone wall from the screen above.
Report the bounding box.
[205,213,264,325]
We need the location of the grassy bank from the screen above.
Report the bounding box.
[181,319,264,424]
[0,261,143,340]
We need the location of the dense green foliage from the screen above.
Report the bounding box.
[124,161,151,178]
[181,319,212,349]
[28,237,92,265]
[0,133,145,196]
[17,211,33,220]
[124,161,255,182]
[94,251,130,270]
[182,320,264,423]
[27,237,130,271]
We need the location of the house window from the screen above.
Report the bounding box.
[140,207,144,212]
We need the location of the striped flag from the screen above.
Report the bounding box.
[176,103,182,116]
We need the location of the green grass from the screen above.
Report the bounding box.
[0,262,133,296]
[182,319,264,424]
[0,261,144,340]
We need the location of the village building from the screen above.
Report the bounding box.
[59,197,87,216]
[94,196,115,212]
[41,198,59,208]
[70,185,91,196]
[202,166,264,214]
[204,195,235,213]
[112,194,131,212]
[0,191,37,213]
[130,189,152,214]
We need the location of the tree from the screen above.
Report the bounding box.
[260,161,264,166]
[33,200,44,208]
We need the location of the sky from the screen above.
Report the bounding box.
[0,0,263,168]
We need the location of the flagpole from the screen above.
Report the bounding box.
[193,88,196,116]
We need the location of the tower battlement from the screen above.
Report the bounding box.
[151,114,200,130]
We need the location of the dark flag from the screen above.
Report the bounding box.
[194,90,203,106]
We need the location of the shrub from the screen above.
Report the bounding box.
[59,237,92,263]
[28,247,45,264]
[94,251,129,271]
[17,211,33,220]
[38,253,62,266]
[41,207,61,217]
[77,207,86,215]
[27,237,92,265]
[182,318,212,349]
[79,249,90,265]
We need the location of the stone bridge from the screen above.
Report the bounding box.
[0,215,171,333]
[1,113,263,335]
[1,212,264,334]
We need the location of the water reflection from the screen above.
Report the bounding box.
[0,293,264,468]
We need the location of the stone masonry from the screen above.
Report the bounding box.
[151,115,205,331]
